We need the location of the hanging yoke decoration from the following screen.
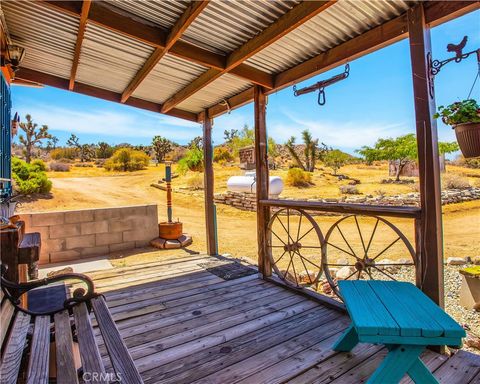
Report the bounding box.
[427,35,480,98]
[293,64,349,106]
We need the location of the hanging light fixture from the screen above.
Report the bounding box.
[6,44,25,73]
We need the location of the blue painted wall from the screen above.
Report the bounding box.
[0,72,12,199]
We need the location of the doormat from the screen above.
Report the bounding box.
[198,261,257,280]
[27,283,68,313]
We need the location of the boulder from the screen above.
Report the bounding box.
[336,266,355,280]
[447,257,467,266]
[472,257,480,266]
[465,333,480,350]
[298,270,317,284]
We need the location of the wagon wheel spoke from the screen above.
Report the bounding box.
[277,215,296,245]
[283,252,294,280]
[274,250,288,265]
[297,246,323,249]
[365,268,374,280]
[297,251,315,284]
[371,236,401,262]
[270,228,288,247]
[371,265,398,281]
[373,263,414,267]
[356,270,362,280]
[343,268,359,281]
[296,212,303,242]
[336,226,360,260]
[297,226,315,243]
[324,263,352,267]
[290,252,300,286]
[296,251,322,270]
[325,241,357,259]
[354,216,367,254]
[365,218,380,255]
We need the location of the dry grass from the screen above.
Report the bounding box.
[19,162,479,265]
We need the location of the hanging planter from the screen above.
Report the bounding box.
[435,99,480,158]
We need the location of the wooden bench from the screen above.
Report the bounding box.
[0,268,143,384]
[333,280,466,384]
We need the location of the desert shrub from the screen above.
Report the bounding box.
[187,174,204,190]
[442,174,471,190]
[94,159,105,167]
[73,163,94,167]
[475,179,480,188]
[12,158,52,194]
[50,147,77,160]
[49,162,71,172]
[339,185,360,194]
[177,147,204,174]
[286,168,312,187]
[213,147,234,163]
[410,183,420,192]
[456,155,480,169]
[374,189,386,197]
[104,148,150,171]
[166,147,187,162]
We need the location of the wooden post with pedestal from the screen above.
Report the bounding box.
[408,3,444,308]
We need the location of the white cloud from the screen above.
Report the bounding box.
[14,101,201,142]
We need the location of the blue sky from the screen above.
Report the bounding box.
[11,10,479,154]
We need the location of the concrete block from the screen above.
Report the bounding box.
[94,208,122,221]
[146,204,158,218]
[31,212,64,226]
[66,235,96,249]
[50,250,81,263]
[20,214,32,229]
[459,274,480,309]
[109,242,135,253]
[120,205,147,218]
[81,220,109,235]
[123,229,156,242]
[49,223,81,239]
[80,246,109,257]
[109,219,134,233]
[96,232,123,246]
[135,240,150,248]
[39,251,50,265]
[150,238,166,249]
[31,226,49,241]
[65,210,94,223]
[42,238,66,253]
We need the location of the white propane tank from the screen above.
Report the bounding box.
[227,172,284,197]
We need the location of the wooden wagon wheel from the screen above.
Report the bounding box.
[322,215,416,299]
[266,208,324,288]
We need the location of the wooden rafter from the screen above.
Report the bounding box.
[120,0,210,103]
[204,0,479,120]
[41,0,273,88]
[15,67,198,122]
[161,0,335,113]
[69,0,91,91]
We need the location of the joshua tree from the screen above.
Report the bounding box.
[67,134,95,162]
[18,114,52,163]
[285,129,327,172]
[152,136,172,164]
[96,142,114,159]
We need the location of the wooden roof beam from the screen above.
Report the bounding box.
[204,0,479,120]
[69,0,91,91]
[161,0,335,113]
[16,67,198,122]
[41,0,273,88]
[120,0,210,103]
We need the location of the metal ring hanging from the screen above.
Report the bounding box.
[318,87,326,105]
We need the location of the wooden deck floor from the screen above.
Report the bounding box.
[85,254,480,384]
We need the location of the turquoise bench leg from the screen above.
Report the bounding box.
[332,324,359,352]
[367,345,436,384]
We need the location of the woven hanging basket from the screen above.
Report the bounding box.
[454,122,480,158]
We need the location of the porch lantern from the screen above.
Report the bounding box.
[11,112,19,137]
[6,44,25,73]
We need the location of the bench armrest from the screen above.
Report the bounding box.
[1,264,99,316]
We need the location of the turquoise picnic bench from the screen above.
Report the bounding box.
[333,280,466,384]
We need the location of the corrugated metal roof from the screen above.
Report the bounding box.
[181,0,300,55]
[132,54,208,104]
[2,1,78,79]
[76,23,155,93]
[177,73,253,113]
[102,0,191,30]
[245,0,411,74]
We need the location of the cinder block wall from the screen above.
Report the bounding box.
[21,204,158,264]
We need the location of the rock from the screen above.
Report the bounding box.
[298,270,316,284]
[336,258,349,266]
[472,257,480,266]
[178,234,193,247]
[465,333,480,350]
[165,239,181,249]
[328,267,339,279]
[321,279,334,295]
[447,257,467,266]
[150,237,166,249]
[336,266,355,280]
[279,269,296,284]
[47,267,74,278]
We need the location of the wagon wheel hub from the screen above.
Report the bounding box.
[354,260,365,271]
[283,242,302,253]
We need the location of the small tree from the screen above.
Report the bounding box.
[67,134,95,162]
[224,129,239,143]
[324,149,351,175]
[152,136,172,164]
[46,136,59,152]
[18,114,52,163]
[357,134,459,181]
[189,136,203,150]
[96,142,114,159]
[284,129,326,172]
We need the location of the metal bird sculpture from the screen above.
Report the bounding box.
[447,36,468,59]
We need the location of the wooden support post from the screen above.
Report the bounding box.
[202,112,217,256]
[408,4,444,307]
[254,85,271,277]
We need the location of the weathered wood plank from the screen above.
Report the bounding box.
[144,307,332,384]
[54,310,79,384]
[203,115,217,255]
[0,300,15,346]
[91,297,143,383]
[26,316,50,384]
[0,311,30,384]
[73,303,106,383]
[432,350,480,383]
